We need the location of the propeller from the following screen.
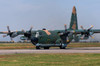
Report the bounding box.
[22,26,33,39]
[22,26,40,45]
[88,25,93,31]
[3,26,19,42]
[2,26,13,41]
[21,26,39,45]
[80,25,94,39]
[58,24,75,49]
[58,24,71,43]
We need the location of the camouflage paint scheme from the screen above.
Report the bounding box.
[1,6,100,49]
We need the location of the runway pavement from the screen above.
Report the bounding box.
[1,47,100,55]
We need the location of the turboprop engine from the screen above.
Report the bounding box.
[80,25,94,40]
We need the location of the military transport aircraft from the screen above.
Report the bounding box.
[1,6,100,49]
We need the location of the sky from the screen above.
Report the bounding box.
[0,0,100,41]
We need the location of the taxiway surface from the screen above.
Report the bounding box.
[0,47,100,55]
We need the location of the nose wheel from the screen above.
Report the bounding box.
[36,46,50,49]
[60,46,66,49]
[36,46,40,49]
[60,44,66,49]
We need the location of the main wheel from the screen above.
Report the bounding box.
[44,47,50,49]
[60,44,66,49]
[36,46,40,49]
[60,46,66,49]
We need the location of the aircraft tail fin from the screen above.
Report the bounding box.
[69,6,78,30]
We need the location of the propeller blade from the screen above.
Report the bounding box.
[80,26,85,30]
[7,26,11,33]
[30,26,33,31]
[28,26,33,34]
[90,35,94,39]
[64,24,67,32]
[88,25,93,31]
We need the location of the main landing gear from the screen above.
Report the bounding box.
[60,44,66,49]
[36,46,40,49]
[44,47,50,49]
[35,43,67,49]
[36,46,50,49]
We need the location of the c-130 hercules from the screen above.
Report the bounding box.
[1,6,100,49]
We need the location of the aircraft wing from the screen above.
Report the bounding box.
[0,32,8,34]
[16,31,25,35]
[74,29,100,34]
[0,31,24,34]
[91,29,100,33]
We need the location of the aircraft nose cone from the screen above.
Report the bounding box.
[31,37,38,45]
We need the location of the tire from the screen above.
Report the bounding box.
[44,47,50,49]
[36,46,40,49]
[60,43,66,49]
[60,46,66,49]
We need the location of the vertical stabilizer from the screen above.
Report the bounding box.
[69,6,78,30]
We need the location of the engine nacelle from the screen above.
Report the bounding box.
[11,32,18,38]
[80,35,89,40]
[20,36,27,40]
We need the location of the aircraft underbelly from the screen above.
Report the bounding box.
[36,44,61,47]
